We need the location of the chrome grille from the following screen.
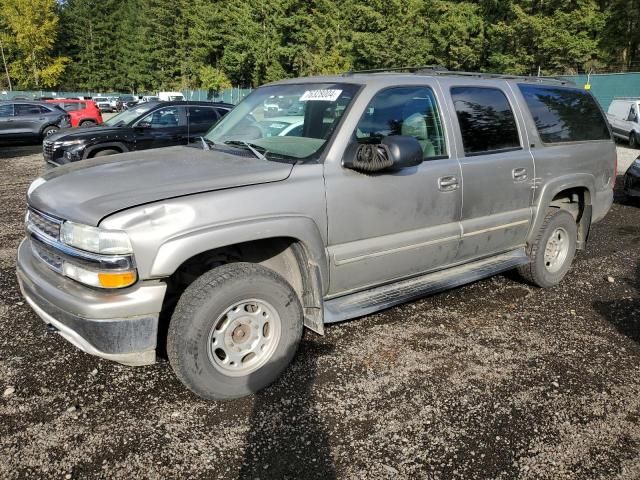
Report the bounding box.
[31,238,64,273]
[43,141,55,162]
[27,209,61,240]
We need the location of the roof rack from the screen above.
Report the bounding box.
[342,67,572,85]
[342,65,449,75]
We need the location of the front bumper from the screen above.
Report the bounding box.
[16,238,167,366]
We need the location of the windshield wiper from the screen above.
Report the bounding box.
[224,140,267,161]
[200,137,215,150]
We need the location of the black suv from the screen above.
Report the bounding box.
[43,101,233,166]
[0,101,71,141]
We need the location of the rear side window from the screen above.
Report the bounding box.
[187,106,219,129]
[451,86,520,155]
[518,84,610,143]
[14,104,43,115]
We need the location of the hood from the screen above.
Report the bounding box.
[29,146,294,225]
[47,124,120,142]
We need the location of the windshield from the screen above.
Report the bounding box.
[94,97,107,102]
[103,104,154,126]
[206,83,359,160]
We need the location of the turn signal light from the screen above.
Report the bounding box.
[98,271,137,288]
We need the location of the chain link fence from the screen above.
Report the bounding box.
[0,87,253,105]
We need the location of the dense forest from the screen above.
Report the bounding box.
[1,0,640,92]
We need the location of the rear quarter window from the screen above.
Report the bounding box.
[518,84,610,143]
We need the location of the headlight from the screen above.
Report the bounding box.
[59,139,85,147]
[60,221,133,254]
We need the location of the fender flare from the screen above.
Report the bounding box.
[149,215,329,291]
[527,173,595,245]
[83,142,129,159]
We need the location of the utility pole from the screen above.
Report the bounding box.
[0,39,12,91]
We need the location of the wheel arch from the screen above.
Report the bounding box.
[154,217,328,350]
[530,175,594,250]
[83,142,129,158]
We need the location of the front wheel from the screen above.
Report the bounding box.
[167,263,303,400]
[518,208,577,288]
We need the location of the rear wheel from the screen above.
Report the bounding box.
[41,126,59,138]
[167,263,303,400]
[80,120,96,127]
[518,208,577,288]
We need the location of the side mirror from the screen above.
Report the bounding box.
[343,135,423,173]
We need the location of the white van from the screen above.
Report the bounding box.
[158,91,185,101]
[607,98,640,147]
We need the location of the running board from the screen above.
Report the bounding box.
[323,249,529,324]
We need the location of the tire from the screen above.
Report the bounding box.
[630,132,638,149]
[167,262,303,400]
[80,120,96,127]
[41,125,59,138]
[517,208,577,288]
[92,149,120,157]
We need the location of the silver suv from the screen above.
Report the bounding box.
[17,70,616,400]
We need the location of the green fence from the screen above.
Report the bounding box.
[555,73,640,110]
[0,87,253,105]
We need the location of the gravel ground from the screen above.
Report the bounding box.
[1,144,639,479]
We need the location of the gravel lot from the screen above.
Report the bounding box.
[1,144,639,479]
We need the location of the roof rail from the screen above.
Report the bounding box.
[431,71,572,85]
[342,65,448,76]
[342,67,572,85]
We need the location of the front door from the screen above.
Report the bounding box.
[325,84,462,296]
[133,105,187,150]
[446,84,534,262]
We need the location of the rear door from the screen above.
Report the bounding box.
[186,106,220,141]
[12,103,45,135]
[133,105,187,150]
[0,103,15,136]
[446,83,534,262]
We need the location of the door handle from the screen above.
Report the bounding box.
[438,175,459,191]
[512,167,528,182]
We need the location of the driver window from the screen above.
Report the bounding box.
[355,86,447,159]
[138,107,180,128]
[629,105,637,122]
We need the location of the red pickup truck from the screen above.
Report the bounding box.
[45,99,103,128]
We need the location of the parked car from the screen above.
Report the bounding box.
[93,97,114,113]
[18,71,615,401]
[0,101,71,140]
[116,95,138,111]
[42,101,233,165]
[607,97,640,147]
[258,115,304,137]
[623,155,640,198]
[45,99,103,127]
[158,91,185,101]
